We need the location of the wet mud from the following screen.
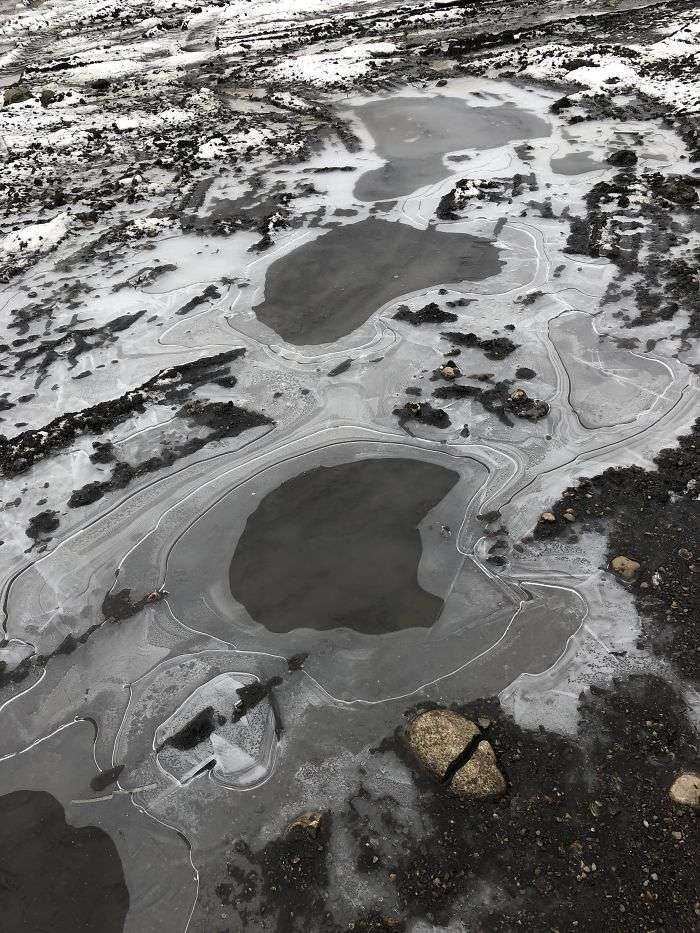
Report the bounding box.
[229,459,459,634]
[253,218,502,345]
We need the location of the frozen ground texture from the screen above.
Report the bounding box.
[0,0,698,930]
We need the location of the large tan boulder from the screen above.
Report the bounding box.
[405,708,506,798]
[669,773,700,809]
[406,709,480,780]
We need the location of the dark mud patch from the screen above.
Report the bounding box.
[175,284,221,315]
[233,676,283,723]
[564,170,699,335]
[67,401,272,510]
[0,350,245,478]
[434,381,548,426]
[253,218,502,345]
[534,420,699,681]
[393,303,457,326]
[0,790,129,932]
[353,97,550,201]
[441,331,518,360]
[327,358,352,377]
[162,706,226,751]
[25,509,60,541]
[394,401,451,432]
[229,459,459,634]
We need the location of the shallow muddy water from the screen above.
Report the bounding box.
[253,217,501,345]
[229,458,460,634]
[549,150,603,175]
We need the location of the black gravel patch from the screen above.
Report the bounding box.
[393,303,458,326]
[440,331,519,360]
[533,420,699,681]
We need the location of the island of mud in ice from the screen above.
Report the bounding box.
[253,217,502,345]
[229,458,460,634]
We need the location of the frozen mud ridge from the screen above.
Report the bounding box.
[0,1,698,929]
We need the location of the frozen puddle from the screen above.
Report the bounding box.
[352,95,551,200]
[0,72,696,933]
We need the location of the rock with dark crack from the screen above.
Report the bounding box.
[406,709,481,780]
[451,740,507,798]
[405,709,506,798]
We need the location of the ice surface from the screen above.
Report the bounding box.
[1,66,698,930]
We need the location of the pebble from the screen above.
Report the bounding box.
[611,555,640,580]
[669,772,700,809]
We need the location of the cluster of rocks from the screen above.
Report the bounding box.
[436,177,510,219]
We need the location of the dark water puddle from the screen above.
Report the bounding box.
[254,217,502,345]
[229,458,460,634]
[550,151,602,175]
[353,96,551,201]
[0,790,129,932]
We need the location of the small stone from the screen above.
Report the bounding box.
[439,363,460,381]
[669,773,700,809]
[288,810,326,834]
[563,509,576,522]
[540,512,556,523]
[451,740,506,798]
[678,548,692,561]
[611,555,640,580]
